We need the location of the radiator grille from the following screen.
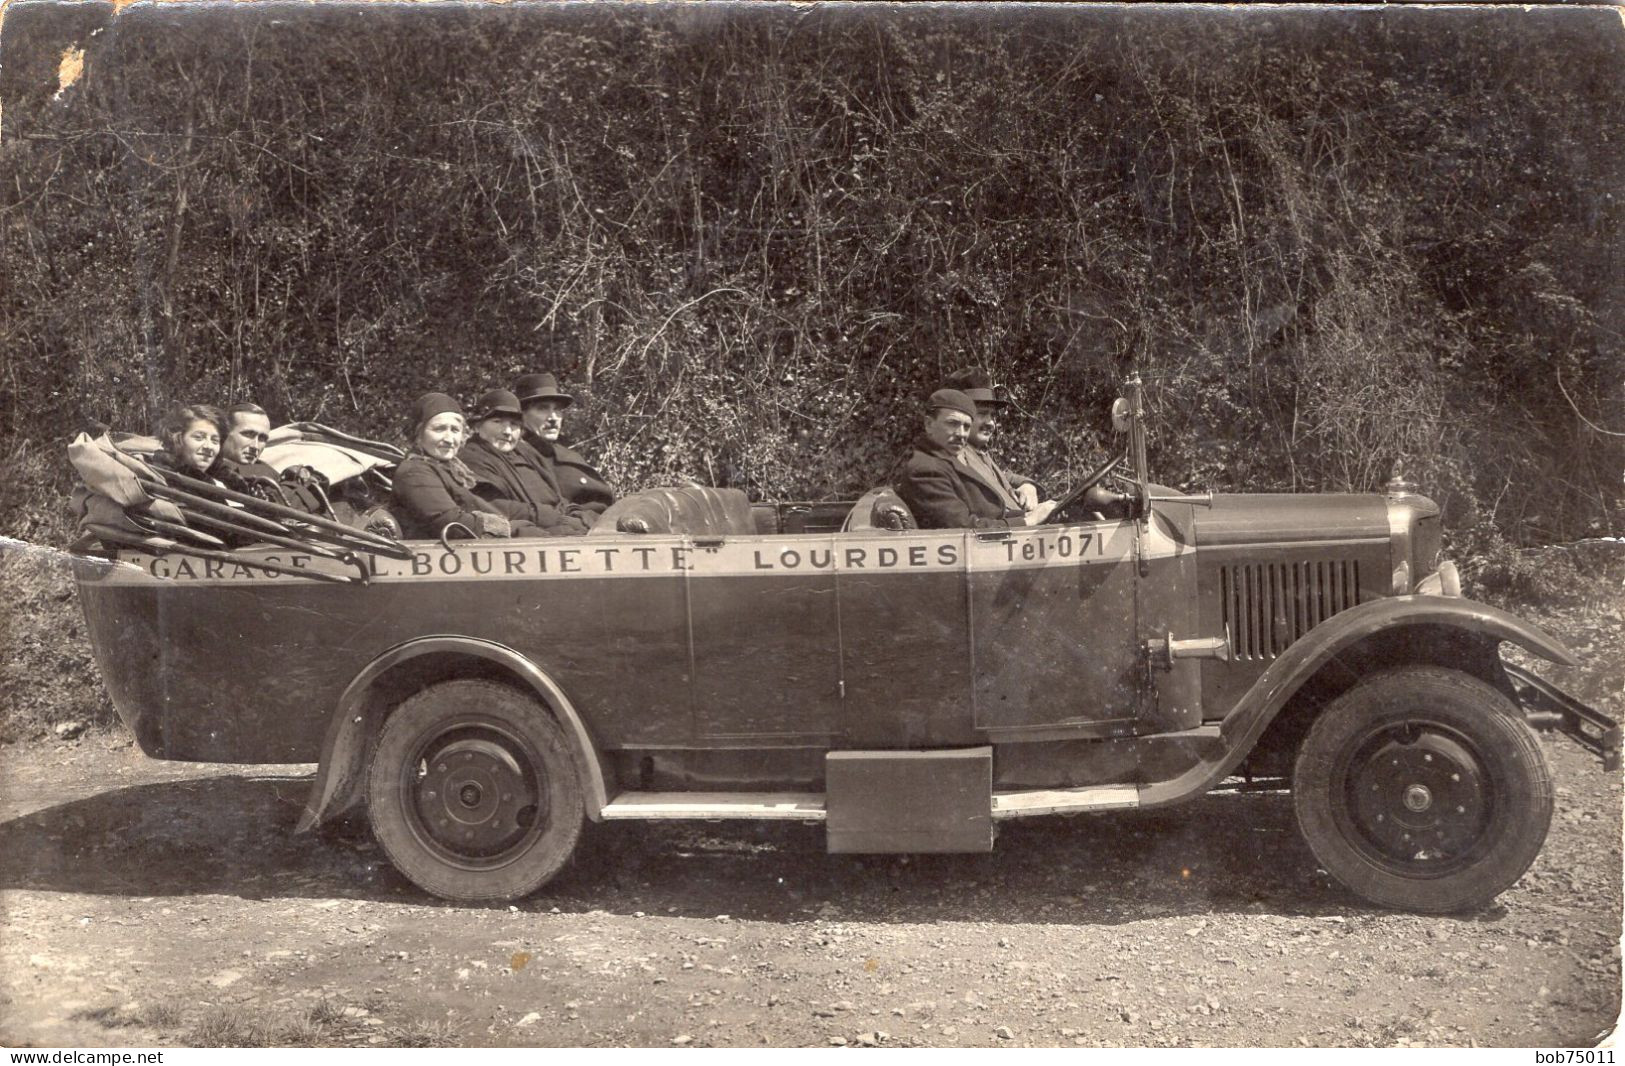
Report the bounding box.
[1221,560,1362,661]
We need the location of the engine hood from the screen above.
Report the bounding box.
[1191,493,1398,548]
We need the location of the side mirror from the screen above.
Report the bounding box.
[1110,397,1132,434]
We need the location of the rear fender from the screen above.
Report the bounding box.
[295,636,610,833]
[1138,595,1575,807]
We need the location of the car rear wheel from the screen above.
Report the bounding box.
[367,679,583,901]
[1293,666,1553,913]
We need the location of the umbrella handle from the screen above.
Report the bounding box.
[440,523,477,552]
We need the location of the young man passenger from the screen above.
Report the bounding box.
[218,402,278,482]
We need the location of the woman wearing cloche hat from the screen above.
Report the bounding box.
[390,392,541,540]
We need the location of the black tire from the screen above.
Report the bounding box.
[1293,666,1553,913]
[367,679,584,902]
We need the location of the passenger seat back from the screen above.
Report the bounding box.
[593,486,758,536]
[842,486,917,532]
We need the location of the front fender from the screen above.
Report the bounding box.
[294,635,611,833]
[1139,594,1575,807]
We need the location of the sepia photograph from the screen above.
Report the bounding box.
[1,0,1620,1049]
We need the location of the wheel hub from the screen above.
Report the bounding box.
[1349,726,1488,864]
[1402,784,1432,812]
[413,735,540,860]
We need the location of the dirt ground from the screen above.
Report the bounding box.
[0,720,1619,1048]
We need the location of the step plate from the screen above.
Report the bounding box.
[827,748,992,853]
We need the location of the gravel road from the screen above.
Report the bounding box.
[1,725,1617,1048]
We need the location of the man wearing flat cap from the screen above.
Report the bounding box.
[513,372,617,516]
[939,368,1044,517]
[462,388,592,536]
[896,390,1058,530]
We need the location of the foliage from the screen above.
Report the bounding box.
[0,546,115,741]
[1462,535,1625,610]
[0,3,1620,548]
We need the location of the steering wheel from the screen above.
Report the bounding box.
[1044,454,1125,523]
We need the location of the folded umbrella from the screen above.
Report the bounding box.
[155,505,356,564]
[145,462,410,557]
[94,438,411,561]
[128,514,228,549]
[142,479,401,565]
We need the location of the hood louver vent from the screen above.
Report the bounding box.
[1221,560,1361,661]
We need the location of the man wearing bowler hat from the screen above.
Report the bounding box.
[939,368,1043,517]
[513,372,617,516]
[896,389,1057,530]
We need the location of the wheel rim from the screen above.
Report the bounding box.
[1335,718,1495,878]
[399,717,548,870]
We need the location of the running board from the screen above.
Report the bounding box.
[992,784,1140,818]
[597,785,1141,822]
[599,792,826,820]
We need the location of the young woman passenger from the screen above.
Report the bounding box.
[149,403,231,485]
[390,392,542,540]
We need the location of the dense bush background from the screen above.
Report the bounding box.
[1,1,1621,556]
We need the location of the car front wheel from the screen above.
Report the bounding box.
[367,679,584,902]
[1293,665,1553,913]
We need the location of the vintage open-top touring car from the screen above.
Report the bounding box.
[69,381,1618,911]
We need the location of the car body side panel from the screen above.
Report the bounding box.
[833,531,975,748]
[533,553,691,748]
[689,535,840,742]
[75,577,383,762]
[75,539,699,761]
[358,540,696,750]
[967,522,1140,736]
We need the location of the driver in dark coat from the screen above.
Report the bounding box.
[896,390,1058,530]
[513,373,616,515]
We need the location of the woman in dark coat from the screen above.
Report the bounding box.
[460,389,593,536]
[391,392,541,540]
